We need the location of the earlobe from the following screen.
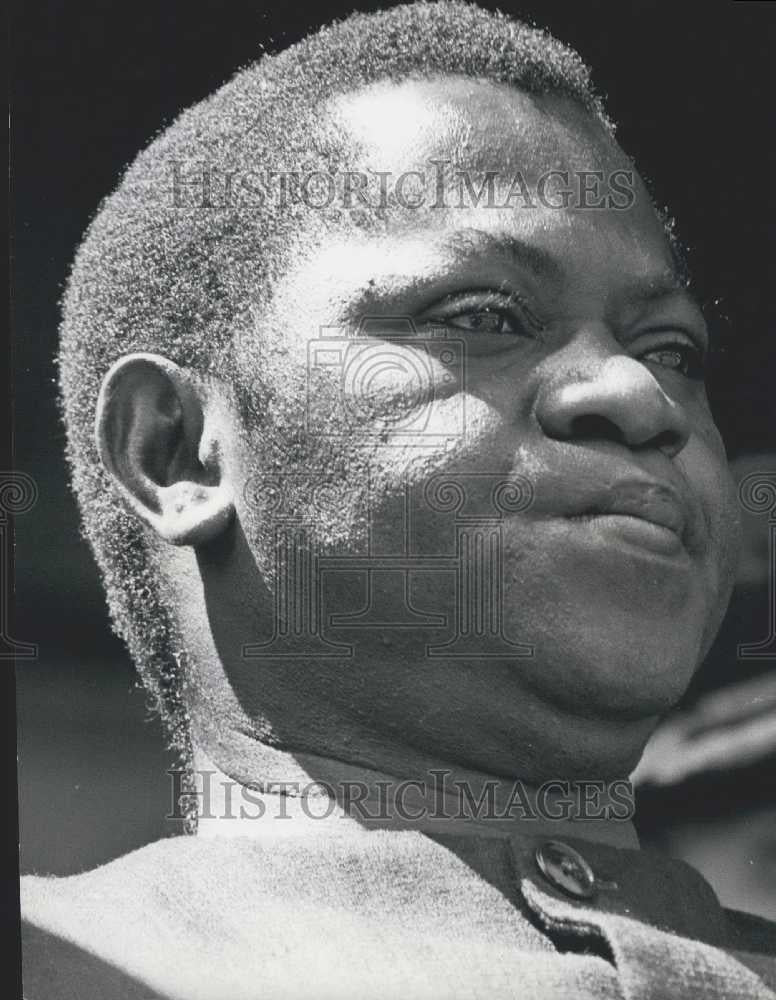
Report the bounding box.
[95,353,234,546]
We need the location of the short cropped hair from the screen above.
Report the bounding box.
[58,1,615,748]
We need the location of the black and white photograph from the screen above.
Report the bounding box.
[9,2,776,997]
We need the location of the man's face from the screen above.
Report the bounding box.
[216,77,740,777]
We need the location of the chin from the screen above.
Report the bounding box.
[499,558,711,719]
[527,633,698,722]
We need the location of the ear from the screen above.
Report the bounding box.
[95,353,234,546]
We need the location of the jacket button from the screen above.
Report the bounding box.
[535,840,596,900]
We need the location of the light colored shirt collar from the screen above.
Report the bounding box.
[192,748,639,849]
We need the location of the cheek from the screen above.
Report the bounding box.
[230,383,513,597]
[678,425,741,592]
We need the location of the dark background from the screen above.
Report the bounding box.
[10,0,776,908]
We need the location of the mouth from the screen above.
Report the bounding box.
[567,512,685,557]
[562,482,692,558]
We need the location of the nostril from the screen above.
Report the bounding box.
[568,414,625,443]
[651,428,684,456]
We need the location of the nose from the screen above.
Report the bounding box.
[536,354,692,458]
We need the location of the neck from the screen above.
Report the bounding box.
[190,741,639,850]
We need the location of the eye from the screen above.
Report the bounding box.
[640,341,705,379]
[440,306,525,336]
[418,290,543,340]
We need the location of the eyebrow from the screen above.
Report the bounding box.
[444,228,565,282]
[339,228,566,322]
[450,229,692,302]
[618,271,691,305]
[338,226,691,325]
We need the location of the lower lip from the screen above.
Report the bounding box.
[570,514,686,558]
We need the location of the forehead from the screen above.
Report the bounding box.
[266,77,680,325]
[328,75,617,175]
[326,75,668,253]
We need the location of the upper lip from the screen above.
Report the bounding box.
[565,479,692,540]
